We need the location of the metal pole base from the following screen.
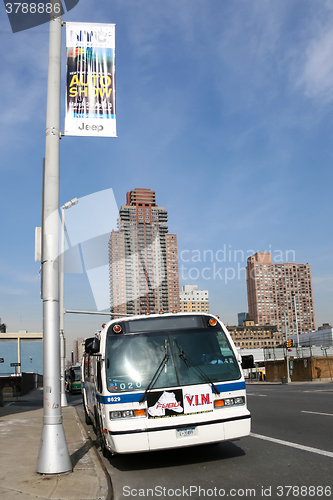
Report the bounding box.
[37,423,72,474]
[61,391,68,407]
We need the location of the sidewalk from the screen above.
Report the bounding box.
[0,389,110,500]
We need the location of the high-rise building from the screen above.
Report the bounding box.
[246,252,315,336]
[109,188,180,315]
[72,338,84,365]
[238,312,248,326]
[179,285,209,313]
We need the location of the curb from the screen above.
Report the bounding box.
[74,405,113,500]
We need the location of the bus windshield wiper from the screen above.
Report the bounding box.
[174,338,191,368]
[173,338,220,395]
[139,348,169,403]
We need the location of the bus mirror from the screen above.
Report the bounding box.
[241,355,255,369]
[85,338,94,354]
[85,337,100,355]
[91,338,100,354]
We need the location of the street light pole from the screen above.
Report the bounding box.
[60,198,78,407]
[293,293,300,348]
[37,13,72,474]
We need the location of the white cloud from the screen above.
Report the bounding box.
[312,274,333,293]
[297,14,333,102]
[0,257,39,286]
[0,27,49,150]
[0,285,29,295]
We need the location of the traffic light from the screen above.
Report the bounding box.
[286,339,293,348]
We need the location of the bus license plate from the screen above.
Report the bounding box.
[176,427,197,439]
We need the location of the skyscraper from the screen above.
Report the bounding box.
[72,338,85,365]
[246,252,315,336]
[109,188,180,315]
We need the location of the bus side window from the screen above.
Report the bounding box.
[84,356,89,379]
[89,358,94,383]
[96,361,102,393]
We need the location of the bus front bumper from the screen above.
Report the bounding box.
[105,411,251,454]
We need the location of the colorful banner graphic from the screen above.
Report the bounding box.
[65,22,116,137]
[147,385,213,419]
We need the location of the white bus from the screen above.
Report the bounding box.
[82,312,252,457]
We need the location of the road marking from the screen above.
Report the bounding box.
[250,433,333,458]
[302,410,333,417]
[246,393,267,397]
[303,390,333,394]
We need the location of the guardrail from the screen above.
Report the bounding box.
[263,346,331,361]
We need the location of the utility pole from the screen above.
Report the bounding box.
[37,12,72,474]
[59,203,68,408]
[283,316,291,384]
[60,198,78,407]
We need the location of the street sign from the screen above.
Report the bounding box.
[0,358,4,363]
[10,362,21,367]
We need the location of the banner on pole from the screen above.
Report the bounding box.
[65,22,116,137]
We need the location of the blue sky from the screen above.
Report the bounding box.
[1,0,333,353]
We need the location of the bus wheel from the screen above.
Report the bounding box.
[96,410,111,459]
[84,403,92,425]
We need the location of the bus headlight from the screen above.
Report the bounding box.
[214,396,245,408]
[110,409,147,419]
[110,411,123,419]
[234,397,245,405]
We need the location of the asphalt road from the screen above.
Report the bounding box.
[74,382,333,500]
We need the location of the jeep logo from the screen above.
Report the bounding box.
[78,123,104,132]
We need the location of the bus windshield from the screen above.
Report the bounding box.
[105,328,241,393]
[72,367,81,381]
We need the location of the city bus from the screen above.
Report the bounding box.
[82,312,252,456]
[66,364,82,394]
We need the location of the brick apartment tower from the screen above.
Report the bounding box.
[109,188,180,315]
[246,252,315,336]
[179,285,210,313]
